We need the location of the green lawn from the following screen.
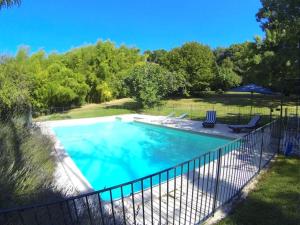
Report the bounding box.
[35,93,297,124]
[216,155,300,225]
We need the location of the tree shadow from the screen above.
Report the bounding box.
[104,100,141,112]
[221,191,300,225]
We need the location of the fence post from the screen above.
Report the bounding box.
[238,106,241,124]
[277,104,284,154]
[269,108,273,123]
[212,148,222,215]
[284,108,288,123]
[259,128,264,171]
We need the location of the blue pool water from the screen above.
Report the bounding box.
[53,120,231,192]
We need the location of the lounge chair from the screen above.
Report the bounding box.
[202,111,217,128]
[176,113,188,119]
[162,113,188,124]
[228,115,261,133]
[165,112,175,118]
[154,112,175,122]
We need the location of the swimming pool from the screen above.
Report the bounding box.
[53,120,231,191]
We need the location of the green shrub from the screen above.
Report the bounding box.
[0,117,56,208]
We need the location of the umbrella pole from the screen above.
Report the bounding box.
[250,92,253,116]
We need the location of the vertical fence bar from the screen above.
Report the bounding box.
[270,108,273,122]
[189,159,196,225]
[259,128,264,171]
[66,201,74,225]
[194,157,202,223]
[150,176,153,225]
[59,203,68,225]
[166,170,169,223]
[46,206,54,225]
[212,148,222,214]
[178,164,184,225]
[184,161,190,224]
[18,211,25,225]
[199,153,207,221]
[204,153,211,216]
[109,190,116,225]
[131,183,136,225]
[141,180,145,225]
[208,152,216,214]
[72,199,79,224]
[172,168,177,225]
[159,173,162,225]
[97,193,105,225]
[120,186,126,225]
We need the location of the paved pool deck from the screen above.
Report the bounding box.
[37,114,246,197]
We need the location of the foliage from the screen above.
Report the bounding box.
[213,58,242,90]
[125,63,185,108]
[0,54,31,120]
[0,117,56,208]
[146,42,216,95]
[62,41,145,103]
[0,41,145,114]
[255,0,300,92]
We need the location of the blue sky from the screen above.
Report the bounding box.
[0,0,263,54]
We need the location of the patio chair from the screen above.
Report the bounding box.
[202,111,217,128]
[228,115,261,133]
[161,113,188,124]
[176,113,188,119]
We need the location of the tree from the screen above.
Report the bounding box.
[213,58,241,90]
[145,49,169,65]
[165,42,217,94]
[125,63,185,108]
[0,0,21,9]
[255,0,300,92]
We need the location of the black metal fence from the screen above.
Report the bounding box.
[0,118,284,225]
[34,104,286,127]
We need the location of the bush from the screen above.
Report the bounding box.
[0,117,56,208]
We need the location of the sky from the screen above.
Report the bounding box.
[0,0,264,54]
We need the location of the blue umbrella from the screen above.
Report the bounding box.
[230,83,274,95]
[230,84,274,115]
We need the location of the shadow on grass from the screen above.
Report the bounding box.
[104,100,140,111]
[218,193,299,225]
[217,156,300,225]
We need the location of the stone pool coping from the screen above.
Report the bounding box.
[37,114,245,196]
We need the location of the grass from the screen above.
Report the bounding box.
[35,93,298,124]
[216,155,300,225]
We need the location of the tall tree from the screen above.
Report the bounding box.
[256,0,300,91]
[166,42,216,95]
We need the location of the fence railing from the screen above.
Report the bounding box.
[33,103,295,126]
[0,118,284,225]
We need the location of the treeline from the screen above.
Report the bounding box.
[0,41,243,111]
[0,0,299,112]
[0,41,146,114]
